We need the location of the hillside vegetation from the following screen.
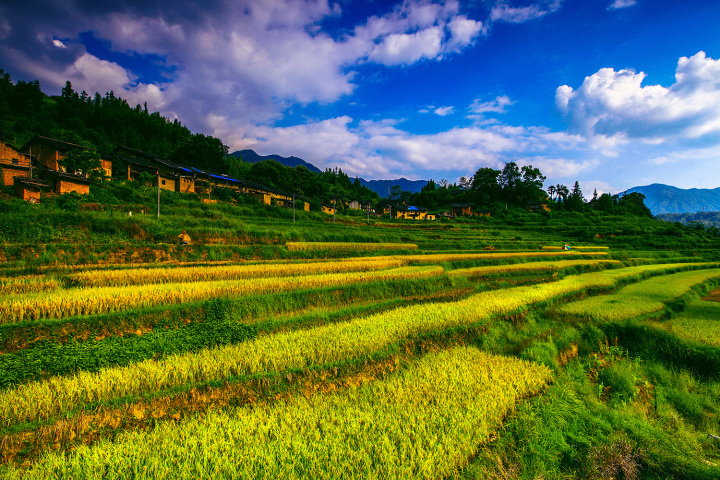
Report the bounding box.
[1,185,720,479]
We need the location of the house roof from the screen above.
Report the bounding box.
[451,203,473,208]
[398,205,428,212]
[22,136,91,153]
[15,177,48,188]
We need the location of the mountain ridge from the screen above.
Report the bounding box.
[230,149,427,197]
[626,183,720,215]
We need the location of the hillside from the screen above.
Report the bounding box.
[627,183,720,215]
[656,210,720,229]
[1,190,720,478]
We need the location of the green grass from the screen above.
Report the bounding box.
[559,268,720,321]
[660,296,720,347]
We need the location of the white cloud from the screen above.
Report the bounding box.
[215,113,591,181]
[490,1,563,23]
[607,0,637,10]
[556,51,720,146]
[52,39,65,48]
[469,95,514,114]
[434,106,454,116]
[367,26,444,66]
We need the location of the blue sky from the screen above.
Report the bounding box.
[1,0,719,194]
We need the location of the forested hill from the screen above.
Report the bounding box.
[627,184,720,215]
[0,70,192,158]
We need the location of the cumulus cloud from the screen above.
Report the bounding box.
[556,51,720,146]
[214,113,591,181]
[0,0,491,134]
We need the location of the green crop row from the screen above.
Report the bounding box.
[0,262,704,428]
[0,347,552,480]
[448,259,620,277]
[559,268,720,321]
[0,300,256,389]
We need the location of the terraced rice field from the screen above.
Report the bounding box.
[2,237,720,479]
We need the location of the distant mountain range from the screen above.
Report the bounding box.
[230,149,322,173]
[230,149,427,196]
[655,211,720,229]
[626,184,720,215]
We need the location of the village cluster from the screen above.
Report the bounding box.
[0,135,508,220]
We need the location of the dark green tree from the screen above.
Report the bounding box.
[59,148,101,176]
[471,167,501,205]
[170,134,229,172]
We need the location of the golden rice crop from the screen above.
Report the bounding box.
[0,276,60,296]
[399,251,609,263]
[559,268,720,321]
[0,265,442,323]
[541,246,609,251]
[68,257,406,288]
[0,347,551,480]
[286,242,418,252]
[0,262,705,427]
[448,259,621,277]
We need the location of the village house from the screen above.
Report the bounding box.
[450,203,474,217]
[21,136,112,195]
[321,204,335,215]
[527,201,551,212]
[14,177,48,203]
[112,146,196,194]
[0,140,32,186]
[395,205,429,220]
[23,136,111,178]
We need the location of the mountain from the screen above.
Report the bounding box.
[230,149,322,173]
[626,183,720,215]
[357,178,428,196]
[655,211,720,229]
[230,149,427,197]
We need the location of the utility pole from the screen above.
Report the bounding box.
[157,170,160,219]
[333,198,336,223]
[292,193,296,223]
[367,203,370,224]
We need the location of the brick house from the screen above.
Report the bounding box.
[14,177,48,203]
[0,141,32,186]
[112,146,195,193]
[22,136,111,178]
[451,203,473,217]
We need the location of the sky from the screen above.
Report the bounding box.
[1,0,719,194]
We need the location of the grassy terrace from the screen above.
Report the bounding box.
[1,196,720,478]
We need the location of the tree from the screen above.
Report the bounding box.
[616,192,652,217]
[59,148,101,176]
[471,167,500,205]
[547,185,557,201]
[498,162,522,199]
[520,165,546,202]
[555,184,569,202]
[597,193,614,212]
[565,181,585,211]
[170,133,229,172]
